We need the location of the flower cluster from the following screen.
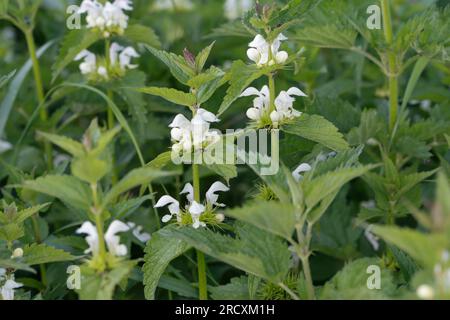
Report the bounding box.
[74,43,139,81]
[77,220,130,257]
[0,249,23,301]
[224,0,253,20]
[155,182,229,229]
[169,109,221,156]
[240,85,306,126]
[78,0,133,37]
[247,34,289,67]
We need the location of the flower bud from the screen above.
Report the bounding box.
[11,248,23,259]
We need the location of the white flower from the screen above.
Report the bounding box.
[74,50,97,75]
[364,225,380,251]
[155,195,181,223]
[11,248,23,259]
[76,220,130,257]
[155,182,229,229]
[416,285,434,300]
[292,163,312,182]
[127,222,151,243]
[206,182,229,207]
[169,109,221,155]
[240,85,270,121]
[224,0,253,20]
[270,87,306,124]
[78,0,131,35]
[0,279,22,300]
[105,220,130,256]
[110,42,140,70]
[0,139,12,154]
[247,34,288,67]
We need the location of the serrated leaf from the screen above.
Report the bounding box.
[38,132,85,158]
[123,24,161,48]
[22,243,76,265]
[21,175,92,211]
[195,42,215,72]
[283,114,349,151]
[143,226,191,300]
[136,87,196,107]
[52,29,101,81]
[0,259,35,273]
[225,201,296,241]
[295,25,357,49]
[145,46,195,85]
[372,225,447,268]
[71,156,109,184]
[210,276,251,300]
[15,203,50,224]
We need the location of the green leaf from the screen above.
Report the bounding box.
[136,87,196,107]
[225,201,296,241]
[146,152,173,170]
[283,114,349,151]
[195,42,215,72]
[15,203,50,224]
[158,275,197,299]
[400,56,430,112]
[145,45,195,85]
[78,260,136,300]
[102,167,174,207]
[22,243,76,265]
[304,165,375,217]
[0,259,35,273]
[372,225,447,268]
[71,156,109,184]
[0,0,9,15]
[22,175,92,211]
[38,132,85,158]
[295,25,357,49]
[320,258,397,299]
[164,223,291,283]
[123,24,161,48]
[218,60,264,116]
[210,276,251,300]
[143,226,191,300]
[52,29,101,81]
[0,41,54,136]
[0,70,15,89]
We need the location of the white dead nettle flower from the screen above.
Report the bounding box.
[155,182,229,229]
[247,34,288,67]
[152,0,193,11]
[109,42,140,70]
[416,284,435,300]
[0,269,22,301]
[78,0,132,37]
[224,0,253,20]
[169,109,221,155]
[74,50,104,78]
[76,220,130,257]
[0,139,12,154]
[292,163,312,182]
[364,225,380,251]
[11,248,23,259]
[126,222,151,243]
[240,86,306,125]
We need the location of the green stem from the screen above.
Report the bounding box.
[192,163,208,300]
[278,282,300,300]
[31,214,47,287]
[24,29,53,170]
[381,0,398,132]
[301,255,315,300]
[268,73,276,114]
[91,183,107,261]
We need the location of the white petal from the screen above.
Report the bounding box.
[74,50,92,61]
[105,220,130,236]
[287,87,307,97]
[246,48,260,63]
[240,87,260,97]
[154,195,180,215]
[169,114,191,128]
[76,221,99,255]
[162,214,173,223]
[197,108,220,123]
[113,0,133,10]
[292,163,312,182]
[105,220,130,257]
[275,51,288,64]
[109,42,124,65]
[206,181,229,207]
[270,110,282,123]
[246,108,261,120]
[277,33,288,41]
[189,201,205,215]
[249,34,267,48]
[180,183,194,203]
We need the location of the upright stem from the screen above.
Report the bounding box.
[300,255,315,300]
[268,73,276,114]
[381,0,398,132]
[24,29,53,169]
[91,183,107,260]
[192,163,208,300]
[105,39,115,130]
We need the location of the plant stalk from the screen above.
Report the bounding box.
[24,28,53,169]
[192,163,208,300]
[381,0,399,132]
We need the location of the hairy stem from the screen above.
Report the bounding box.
[91,183,107,261]
[268,73,276,114]
[381,0,398,132]
[192,163,208,300]
[300,255,315,300]
[24,29,53,170]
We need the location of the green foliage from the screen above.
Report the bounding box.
[22,243,76,265]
